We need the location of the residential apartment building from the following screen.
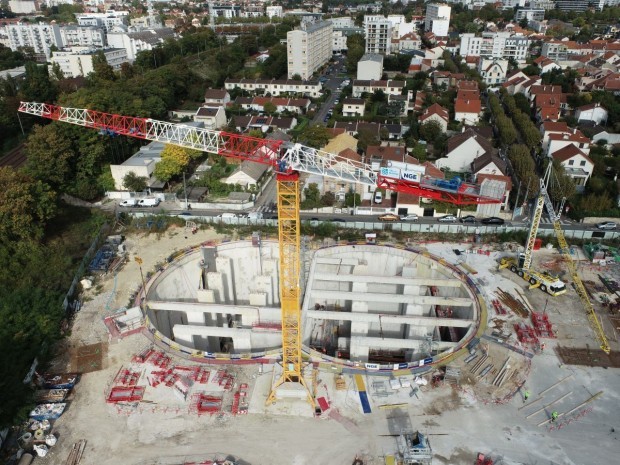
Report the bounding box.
[224,79,323,98]
[5,23,63,59]
[541,41,569,61]
[329,17,355,28]
[364,15,392,55]
[459,32,530,62]
[60,25,106,49]
[266,6,283,19]
[357,54,384,81]
[287,21,333,80]
[107,28,175,61]
[514,8,545,22]
[425,3,451,37]
[51,47,128,78]
[76,12,129,33]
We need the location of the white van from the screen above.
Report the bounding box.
[374,191,383,204]
[119,199,138,207]
[138,197,160,207]
[218,213,237,219]
[247,212,263,220]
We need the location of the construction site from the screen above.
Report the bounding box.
[11,102,620,465]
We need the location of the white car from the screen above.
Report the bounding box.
[438,214,457,222]
[400,214,419,221]
[596,221,616,230]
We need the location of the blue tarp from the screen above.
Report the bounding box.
[358,391,371,414]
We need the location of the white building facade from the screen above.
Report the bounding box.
[287,21,333,80]
[364,15,392,55]
[459,32,530,62]
[5,23,63,59]
[60,25,106,48]
[51,47,128,78]
[425,3,451,37]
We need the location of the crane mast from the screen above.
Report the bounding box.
[522,164,610,353]
[18,101,503,406]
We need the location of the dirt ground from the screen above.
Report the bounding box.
[40,232,620,465]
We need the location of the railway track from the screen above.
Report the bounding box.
[0,144,27,169]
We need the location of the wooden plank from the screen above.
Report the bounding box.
[526,392,572,419]
[538,374,573,396]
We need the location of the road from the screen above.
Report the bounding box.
[312,56,347,125]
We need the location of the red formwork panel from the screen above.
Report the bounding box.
[107,386,145,403]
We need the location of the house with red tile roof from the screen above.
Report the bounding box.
[550,144,594,189]
[547,130,591,157]
[419,103,449,132]
[454,97,481,125]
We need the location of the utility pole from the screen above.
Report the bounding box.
[512,180,522,221]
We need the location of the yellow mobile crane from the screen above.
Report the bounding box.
[499,164,610,353]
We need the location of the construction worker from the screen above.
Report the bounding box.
[551,411,559,422]
[540,342,546,352]
[524,389,530,402]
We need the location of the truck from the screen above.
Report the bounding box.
[498,254,566,296]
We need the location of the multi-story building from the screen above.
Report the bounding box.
[556,0,604,11]
[329,17,355,29]
[224,79,323,98]
[266,6,283,19]
[357,54,384,81]
[51,47,128,78]
[76,12,129,33]
[8,0,37,14]
[529,0,557,8]
[60,25,106,49]
[209,4,241,19]
[364,15,392,55]
[514,8,545,22]
[425,3,451,37]
[107,28,175,61]
[5,23,63,59]
[286,21,333,80]
[352,79,405,98]
[541,41,569,61]
[459,32,530,62]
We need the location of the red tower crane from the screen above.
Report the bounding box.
[18,101,502,407]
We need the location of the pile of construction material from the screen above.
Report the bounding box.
[495,288,530,318]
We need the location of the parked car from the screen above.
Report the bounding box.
[459,215,477,224]
[481,217,505,225]
[374,191,383,204]
[596,221,617,230]
[378,214,399,222]
[438,215,457,222]
[138,197,160,207]
[119,199,138,207]
[309,217,319,227]
[400,214,419,221]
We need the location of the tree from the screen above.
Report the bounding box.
[344,191,361,207]
[346,34,365,74]
[90,51,116,81]
[21,62,57,103]
[0,167,57,242]
[123,171,148,192]
[154,157,183,183]
[159,144,192,169]
[411,143,427,162]
[263,101,277,114]
[419,120,443,144]
[291,73,302,81]
[50,62,64,81]
[321,191,336,206]
[298,125,331,148]
[371,89,387,103]
[24,124,74,190]
[301,182,321,208]
[357,129,379,152]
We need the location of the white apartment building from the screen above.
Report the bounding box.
[60,25,106,48]
[51,47,128,78]
[107,28,175,61]
[541,41,569,61]
[266,6,283,19]
[8,0,37,14]
[333,30,348,53]
[329,17,355,28]
[76,12,129,33]
[425,4,451,37]
[459,32,530,62]
[514,8,545,22]
[225,79,323,98]
[364,15,392,55]
[5,23,63,59]
[287,21,333,80]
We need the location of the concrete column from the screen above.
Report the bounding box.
[186,311,206,326]
[173,326,195,348]
[350,280,369,362]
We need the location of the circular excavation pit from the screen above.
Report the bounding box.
[144,241,482,368]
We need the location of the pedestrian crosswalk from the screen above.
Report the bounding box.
[538,218,573,226]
